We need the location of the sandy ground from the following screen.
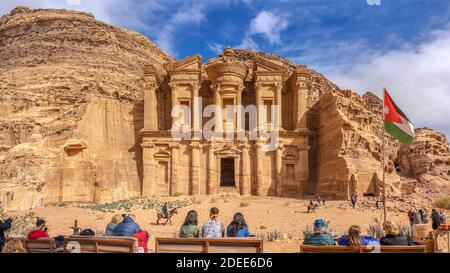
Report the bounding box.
[6,195,450,253]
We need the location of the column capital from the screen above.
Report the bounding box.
[190,142,202,149]
[169,143,180,149]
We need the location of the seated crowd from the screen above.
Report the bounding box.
[303,218,414,247]
[179,207,254,238]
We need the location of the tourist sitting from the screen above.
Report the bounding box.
[28,219,49,240]
[303,219,335,246]
[114,214,141,237]
[1,239,27,253]
[202,207,224,238]
[0,217,12,252]
[227,212,253,238]
[105,214,123,236]
[380,221,409,246]
[180,210,200,238]
[338,225,379,247]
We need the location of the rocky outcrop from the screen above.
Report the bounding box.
[0,7,173,211]
[315,89,401,199]
[397,128,450,185]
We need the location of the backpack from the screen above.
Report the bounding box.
[132,230,149,253]
[203,220,222,238]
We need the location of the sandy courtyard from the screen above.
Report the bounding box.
[5,195,449,253]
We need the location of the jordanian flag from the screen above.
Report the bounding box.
[383,89,415,144]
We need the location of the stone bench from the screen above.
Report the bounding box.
[6,237,58,253]
[155,238,264,253]
[300,245,427,253]
[64,236,138,253]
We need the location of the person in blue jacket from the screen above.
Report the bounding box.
[114,214,141,237]
[338,225,379,248]
[227,212,253,237]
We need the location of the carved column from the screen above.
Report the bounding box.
[170,83,178,128]
[298,143,310,194]
[255,83,263,134]
[255,142,264,196]
[144,82,158,130]
[192,83,201,136]
[296,73,309,130]
[213,84,223,133]
[275,144,283,196]
[169,143,179,195]
[207,144,216,195]
[142,141,155,197]
[191,142,201,195]
[275,83,283,131]
[240,144,250,195]
[236,85,243,132]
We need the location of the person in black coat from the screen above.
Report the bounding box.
[0,218,13,251]
[431,209,441,230]
[380,221,409,246]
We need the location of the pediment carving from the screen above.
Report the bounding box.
[214,144,242,155]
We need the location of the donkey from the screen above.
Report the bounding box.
[156,208,178,225]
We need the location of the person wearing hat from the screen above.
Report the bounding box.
[303,219,335,246]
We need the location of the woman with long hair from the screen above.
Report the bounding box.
[180,210,200,238]
[338,225,379,248]
[227,212,253,237]
[1,239,27,253]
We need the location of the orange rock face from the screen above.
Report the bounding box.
[397,128,450,185]
[0,7,172,210]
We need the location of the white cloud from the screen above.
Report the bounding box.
[155,4,206,56]
[249,11,288,45]
[207,42,224,54]
[324,26,450,138]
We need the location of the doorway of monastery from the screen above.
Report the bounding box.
[220,158,235,187]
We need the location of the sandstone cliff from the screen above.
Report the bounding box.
[0,6,173,210]
[397,128,450,186]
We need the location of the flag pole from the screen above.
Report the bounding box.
[382,88,387,222]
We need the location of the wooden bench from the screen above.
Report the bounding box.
[64,236,138,253]
[300,245,427,253]
[6,237,57,253]
[155,238,264,253]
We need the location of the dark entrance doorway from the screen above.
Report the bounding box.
[220,158,235,187]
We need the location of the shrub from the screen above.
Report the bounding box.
[240,202,250,207]
[210,198,217,203]
[366,218,384,239]
[436,197,450,209]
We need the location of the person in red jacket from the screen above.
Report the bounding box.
[28,219,49,240]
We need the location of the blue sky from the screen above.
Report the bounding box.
[1,0,450,138]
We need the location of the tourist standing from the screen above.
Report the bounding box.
[0,217,12,252]
[439,209,447,225]
[431,209,441,230]
[350,193,358,209]
[202,207,224,238]
[180,210,200,238]
[227,213,253,238]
